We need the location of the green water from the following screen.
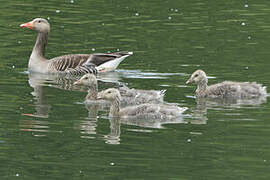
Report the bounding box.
[1,0,270,179]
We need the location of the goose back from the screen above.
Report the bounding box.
[88,52,132,66]
[49,54,89,72]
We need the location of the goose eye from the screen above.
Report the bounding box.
[194,74,199,77]
[84,77,88,80]
[38,20,41,23]
[107,91,111,94]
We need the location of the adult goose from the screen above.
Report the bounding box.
[20,18,132,75]
[97,88,187,119]
[73,74,166,105]
[186,70,267,98]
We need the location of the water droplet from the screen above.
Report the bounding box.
[170,8,174,11]
[245,66,249,70]
[135,13,139,16]
[117,49,120,51]
[47,17,50,20]
[110,162,115,166]
[102,23,105,26]
[12,65,15,69]
[241,22,246,26]
[248,36,251,40]
[79,170,83,173]
[264,160,267,162]
[187,139,191,142]
[92,48,95,51]
[168,16,172,20]
[15,173,19,177]
[56,10,61,13]
[18,41,21,44]
[70,0,74,3]
[107,51,111,53]
[244,4,248,8]
[175,9,179,12]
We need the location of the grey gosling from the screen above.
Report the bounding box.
[74,74,166,105]
[186,69,267,98]
[97,88,187,119]
[73,74,108,105]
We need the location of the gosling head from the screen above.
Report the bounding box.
[186,69,207,85]
[73,74,97,86]
[97,88,121,102]
[20,18,50,33]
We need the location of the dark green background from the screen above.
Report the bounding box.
[0,0,270,179]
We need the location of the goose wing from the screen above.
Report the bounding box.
[49,54,90,71]
[87,52,132,66]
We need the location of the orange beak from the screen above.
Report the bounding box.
[20,21,34,29]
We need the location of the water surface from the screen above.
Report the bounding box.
[1,0,270,179]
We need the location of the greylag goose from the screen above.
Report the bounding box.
[20,18,132,74]
[186,69,267,98]
[97,88,187,119]
[73,74,166,105]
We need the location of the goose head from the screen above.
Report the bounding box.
[97,88,121,102]
[73,74,97,86]
[20,18,50,33]
[186,69,207,85]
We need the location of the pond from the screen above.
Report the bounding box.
[1,0,270,179]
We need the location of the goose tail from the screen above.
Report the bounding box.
[96,51,133,73]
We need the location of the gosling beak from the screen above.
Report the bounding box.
[73,80,81,85]
[96,94,102,100]
[186,79,192,84]
[20,21,34,29]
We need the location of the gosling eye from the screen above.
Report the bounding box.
[194,74,199,78]
[84,77,88,80]
[107,91,111,94]
[38,20,41,23]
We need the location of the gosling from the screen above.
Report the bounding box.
[74,74,166,105]
[186,69,267,98]
[97,88,187,119]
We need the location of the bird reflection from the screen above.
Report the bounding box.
[196,96,267,108]
[26,72,53,118]
[104,118,121,145]
[189,96,267,123]
[79,104,99,138]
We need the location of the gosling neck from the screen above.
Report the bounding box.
[109,96,120,118]
[196,78,208,95]
[86,83,98,100]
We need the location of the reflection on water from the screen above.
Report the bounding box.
[188,96,267,124]
[195,96,267,110]
[79,105,99,138]
[104,118,121,145]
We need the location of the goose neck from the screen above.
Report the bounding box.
[30,32,49,60]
